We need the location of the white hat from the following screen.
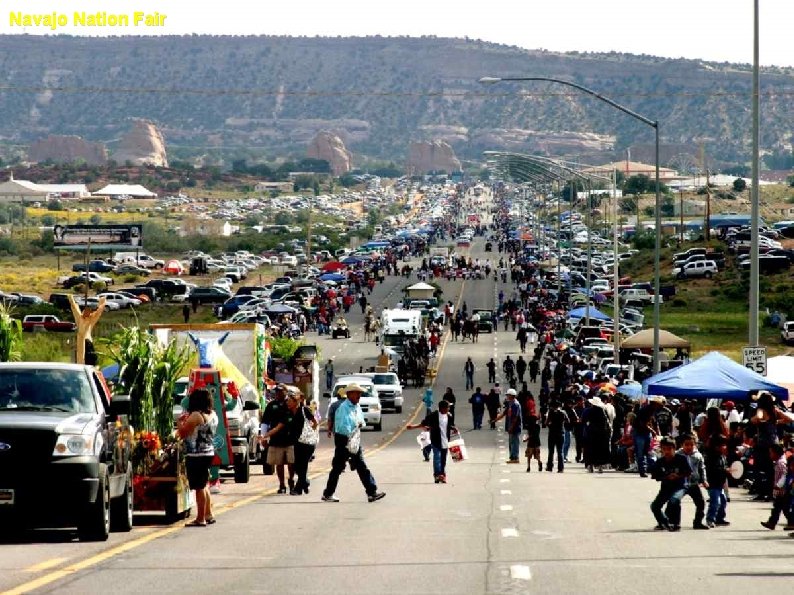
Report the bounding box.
[506,388,517,396]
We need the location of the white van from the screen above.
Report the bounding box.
[329,375,382,431]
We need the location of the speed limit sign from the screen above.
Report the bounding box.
[742,346,767,376]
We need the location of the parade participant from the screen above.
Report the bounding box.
[322,384,386,503]
[516,356,527,384]
[486,358,497,384]
[464,357,475,390]
[469,387,486,430]
[545,400,569,473]
[650,437,692,532]
[261,385,298,494]
[761,445,793,530]
[178,388,218,527]
[524,413,542,472]
[292,391,319,495]
[677,434,709,529]
[324,358,334,391]
[529,357,539,383]
[486,386,501,430]
[407,400,457,483]
[423,386,434,417]
[704,436,731,528]
[633,398,662,478]
[442,386,457,422]
[495,389,522,463]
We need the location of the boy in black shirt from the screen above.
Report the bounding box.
[650,436,692,531]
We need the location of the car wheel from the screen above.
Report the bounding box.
[234,451,250,484]
[396,406,403,414]
[676,273,685,280]
[110,463,133,532]
[704,271,712,279]
[78,466,110,542]
[374,421,383,432]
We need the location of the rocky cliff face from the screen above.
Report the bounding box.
[112,119,168,167]
[306,131,352,175]
[28,135,107,165]
[407,140,461,174]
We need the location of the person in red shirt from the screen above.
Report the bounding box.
[429,331,440,356]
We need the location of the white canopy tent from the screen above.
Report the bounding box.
[92,184,156,198]
[767,356,794,401]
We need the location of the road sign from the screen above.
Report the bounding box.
[742,346,767,376]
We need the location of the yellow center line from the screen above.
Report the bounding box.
[23,557,69,573]
[2,277,468,595]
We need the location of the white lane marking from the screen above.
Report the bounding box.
[500,504,513,512]
[500,489,512,495]
[501,470,511,474]
[501,528,519,538]
[510,565,532,580]
[499,478,510,483]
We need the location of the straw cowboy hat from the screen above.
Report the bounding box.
[588,396,605,408]
[340,383,367,395]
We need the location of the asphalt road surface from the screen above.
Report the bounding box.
[3,211,794,594]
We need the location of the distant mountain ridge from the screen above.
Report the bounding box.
[0,35,792,166]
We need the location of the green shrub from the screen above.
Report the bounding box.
[671,298,687,307]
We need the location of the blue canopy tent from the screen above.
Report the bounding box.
[319,273,346,282]
[568,306,612,321]
[642,351,789,401]
[341,256,364,266]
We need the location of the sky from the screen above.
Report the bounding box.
[3,0,794,67]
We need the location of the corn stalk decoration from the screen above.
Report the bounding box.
[0,303,22,362]
[104,327,190,439]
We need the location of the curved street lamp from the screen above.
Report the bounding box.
[480,76,663,374]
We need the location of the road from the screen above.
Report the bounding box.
[4,210,794,594]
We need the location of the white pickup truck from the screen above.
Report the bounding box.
[114,252,164,269]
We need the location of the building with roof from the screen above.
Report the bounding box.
[0,177,50,203]
[583,161,678,181]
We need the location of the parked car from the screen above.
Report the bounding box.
[72,260,116,273]
[782,321,794,345]
[21,314,76,332]
[63,272,114,289]
[0,363,134,540]
[48,293,73,310]
[97,292,141,309]
[673,260,718,279]
[11,293,45,306]
[115,263,150,277]
[189,286,232,305]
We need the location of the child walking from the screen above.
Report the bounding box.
[761,446,794,531]
[524,413,542,472]
[704,435,731,528]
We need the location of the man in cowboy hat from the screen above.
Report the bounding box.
[322,383,386,503]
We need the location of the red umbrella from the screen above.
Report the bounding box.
[326,289,337,299]
[322,261,346,272]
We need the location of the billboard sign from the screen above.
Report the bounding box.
[53,224,142,250]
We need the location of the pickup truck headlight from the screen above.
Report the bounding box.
[369,404,381,411]
[53,433,99,457]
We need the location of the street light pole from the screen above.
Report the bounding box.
[480,76,662,372]
[749,0,760,346]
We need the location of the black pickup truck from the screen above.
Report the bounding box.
[72,260,116,273]
[0,363,133,541]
